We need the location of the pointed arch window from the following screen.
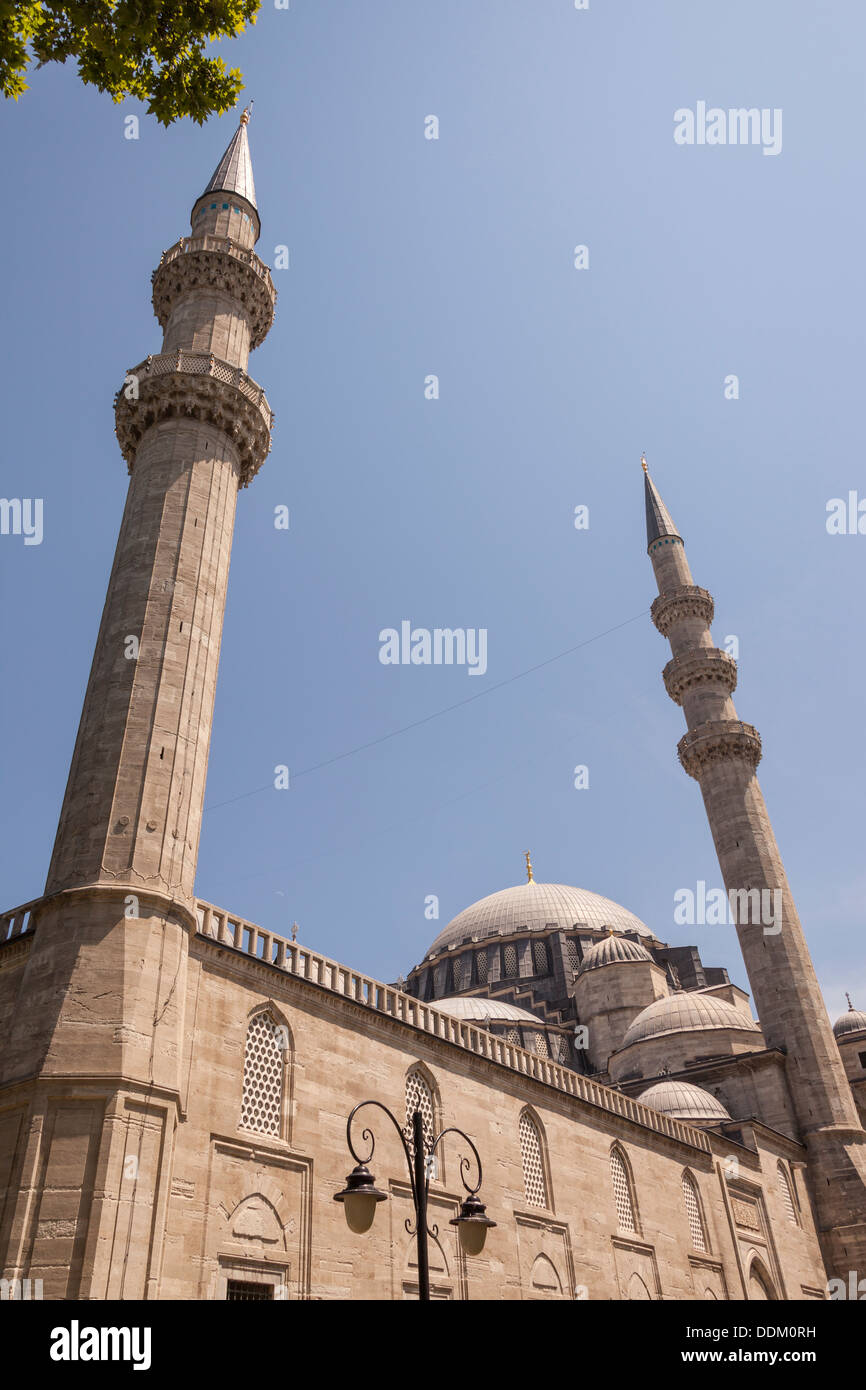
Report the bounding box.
[777,1162,799,1226]
[610,1146,637,1233]
[240,1011,286,1137]
[519,1111,549,1209]
[404,1067,436,1160]
[681,1171,707,1251]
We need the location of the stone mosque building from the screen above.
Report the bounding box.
[1,116,865,1302]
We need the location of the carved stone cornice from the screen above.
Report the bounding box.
[663,647,738,705]
[114,350,274,488]
[677,720,762,779]
[152,236,276,348]
[651,585,715,637]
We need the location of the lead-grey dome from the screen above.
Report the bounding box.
[833,1007,866,1040]
[638,1080,731,1125]
[426,881,655,956]
[434,996,544,1024]
[578,935,653,973]
[622,992,759,1048]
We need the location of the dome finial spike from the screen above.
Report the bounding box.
[846,991,854,1011]
[524,850,534,883]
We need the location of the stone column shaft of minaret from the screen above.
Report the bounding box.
[45,420,240,901]
[644,461,866,1280]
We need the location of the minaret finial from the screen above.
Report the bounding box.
[240,101,253,127]
[641,451,648,473]
[524,850,534,883]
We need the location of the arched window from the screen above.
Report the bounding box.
[404,1067,436,1159]
[531,1030,549,1057]
[240,1011,286,1137]
[777,1162,799,1226]
[681,1171,707,1251]
[532,939,549,974]
[505,1026,521,1046]
[475,948,489,985]
[519,1111,549,1209]
[502,943,519,978]
[610,1146,637,1233]
[451,953,470,991]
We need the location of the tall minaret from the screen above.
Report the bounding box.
[46,108,275,902]
[0,116,276,1298]
[643,457,866,1281]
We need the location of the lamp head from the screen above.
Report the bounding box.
[334,1163,388,1234]
[450,1193,496,1257]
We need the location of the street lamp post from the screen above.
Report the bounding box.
[334,1098,495,1300]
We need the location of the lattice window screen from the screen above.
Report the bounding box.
[405,1069,435,1157]
[451,954,469,990]
[610,1149,637,1232]
[550,1034,567,1062]
[519,1113,548,1208]
[532,939,548,974]
[475,948,489,985]
[240,1011,284,1137]
[503,944,518,977]
[566,938,580,971]
[505,1027,521,1046]
[531,1031,549,1057]
[682,1172,706,1250]
[777,1163,798,1225]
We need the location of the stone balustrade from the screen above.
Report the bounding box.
[678,719,763,779]
[0,897,40,944]
[152,237,277,349]
[114,350,274,487]
[193,898,712,1154]
[157,235,275,289]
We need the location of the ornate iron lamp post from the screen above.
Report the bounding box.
[334,1099,495,1300]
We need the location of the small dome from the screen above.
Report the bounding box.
[833,1008,866,1040]
[578,934,653,973]
[434,995,543,1024]
[622,992,759,1048]
[426,881,655,956]
[638,1080,731,1125]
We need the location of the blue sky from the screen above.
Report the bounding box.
[1,0,864,1021]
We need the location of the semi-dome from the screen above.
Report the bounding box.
[638,1079,731,1125]
[622,992,759,1048]
[578,934,654,973]
[426,881,655,956]
[434,995,544,1024]
[833,1006,866,1040]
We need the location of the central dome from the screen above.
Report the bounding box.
[426,881,655,956]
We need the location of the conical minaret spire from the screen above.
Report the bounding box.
[643,459,866,1282]
[200,105,258,232]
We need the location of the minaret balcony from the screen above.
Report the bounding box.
[651,585,714,637]
[677,720,762,779]
[662,648,737,705]
[152,235,277,349]
[114,349,274,488]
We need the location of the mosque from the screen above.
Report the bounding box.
[0,114,864,1302]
